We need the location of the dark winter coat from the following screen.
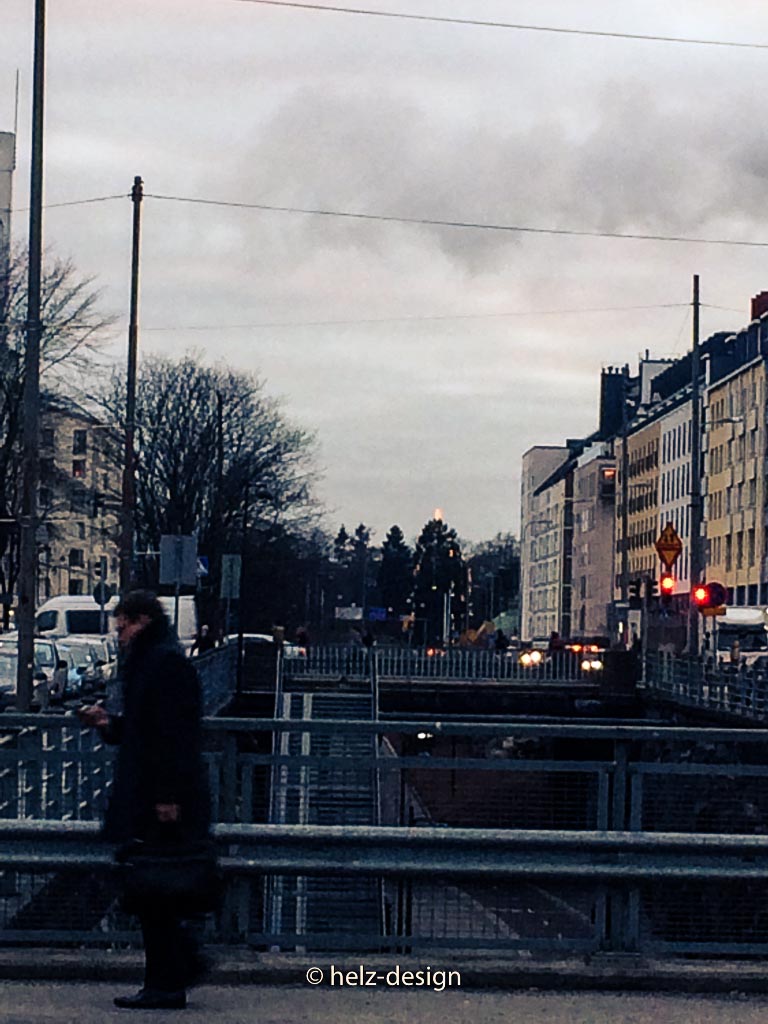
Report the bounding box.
[101,617,211,844]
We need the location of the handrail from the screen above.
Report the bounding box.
[2,820,768,880]
[3,712,768,741]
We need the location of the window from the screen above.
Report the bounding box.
[748,529,756,567]
[68,579,83,596]
[72,460,86,479]
[40,458,55,481]
[41,427,55,448]
[725,535,732,572]
[72,430,87,455]
[69,548,85,568]
[77,522,86,540]
[70,486,88,514]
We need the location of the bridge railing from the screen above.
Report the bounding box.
[645,653,768,721]
[3,820,768,957]
[4,715,768,835]
[287,646,591,682]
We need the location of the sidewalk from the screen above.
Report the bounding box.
[3,950,768,993]
[2,983,768,1024]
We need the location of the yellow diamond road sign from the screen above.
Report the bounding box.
[655,522,683,570]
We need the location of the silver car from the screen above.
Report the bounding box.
[0,636,68,707]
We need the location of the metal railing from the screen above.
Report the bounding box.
[286,647,592,682]
[4,715,768,954]
[645,653,768,721]
[3,820,768,956]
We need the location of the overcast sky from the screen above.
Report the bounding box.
[2,0,767,545]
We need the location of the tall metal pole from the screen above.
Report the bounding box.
[688,274,702,656]
[119,176,143,594]
[16,0,46,711]
[620,365,630,603]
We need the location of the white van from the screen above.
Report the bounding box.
[707,607,768,667]
[36,594,198,650]
[36,595,118,637]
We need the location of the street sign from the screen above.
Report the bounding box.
[220,554,242,600]
[93,581,113,606]
[159,535,198,586]
[655,522,683,570]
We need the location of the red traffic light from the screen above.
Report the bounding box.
[660,575,675,594]
[693,581,728,611]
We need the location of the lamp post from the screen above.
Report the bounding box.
[16,0,46,711]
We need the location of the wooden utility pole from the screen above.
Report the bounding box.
[688,274,702,657]
[16,0,46,711]
[119,176,143,593]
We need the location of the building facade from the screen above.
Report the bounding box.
[704,338,767,606]
[37,400,120,602]
[615,416,661,594]
[657,395,693,592]
[520,445,568,640]
[572,442,616,638]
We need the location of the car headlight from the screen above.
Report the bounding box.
[530,650,542,664]
[519,652,532,666]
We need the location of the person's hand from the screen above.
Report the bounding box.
[155,803,181,823]
[78,704,109,728]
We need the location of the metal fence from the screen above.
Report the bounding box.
[286,647,592,682]
[3,821,768,956]
[2,715,768,955]
[645,653,768,722]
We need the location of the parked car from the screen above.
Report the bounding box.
[0,635,69,707]
[61,635,117,694]
[55,638,104,698]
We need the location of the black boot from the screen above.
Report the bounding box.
[114,988,187,1009]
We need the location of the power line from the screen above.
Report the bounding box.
[235,0,768,51]
[136,303,691,331]
[15,194,128,212]
[145,192,768,250]
[0,303,689,333]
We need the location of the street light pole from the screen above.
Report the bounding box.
[16,0,46,711]
[688,273,702,656]
[119,175,143,593]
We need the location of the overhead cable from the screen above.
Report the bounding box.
[145,192,768,249]
[235,0,768,51]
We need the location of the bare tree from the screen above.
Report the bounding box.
[0,246,114,618]
[95,353,320,591]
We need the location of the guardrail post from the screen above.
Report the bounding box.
[221,734,238,823]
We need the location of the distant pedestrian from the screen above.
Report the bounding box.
[362,629,375,650]
[494,629,509,653]
[191,624,215,656]
[547,630,566,655]
[295,625,310,651]
[79,590,212,1011]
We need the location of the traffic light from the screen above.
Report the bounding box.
[692,581,728,614]
[660,573,675,607]
[628,579,641,609]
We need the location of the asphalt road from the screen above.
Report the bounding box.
[1,985,768,1024]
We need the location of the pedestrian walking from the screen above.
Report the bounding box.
[80,590,213,1010]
